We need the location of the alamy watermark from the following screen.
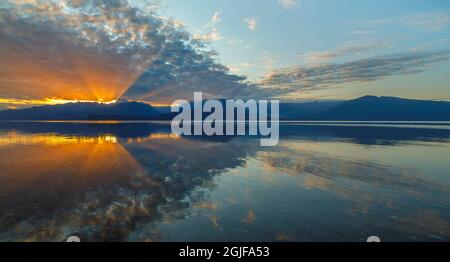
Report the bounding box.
[171,92,279,146]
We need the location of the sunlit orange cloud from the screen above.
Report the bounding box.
[1,1,260,109]
[0,43,146,107]
[0,6,152,108]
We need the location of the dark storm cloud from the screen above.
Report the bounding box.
[121,53,268,102]
[260,50,450,92]
[0,0,166,101]
[0,0,273,105]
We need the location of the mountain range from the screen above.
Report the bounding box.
[0,101,162,120]
[0,96,449,121]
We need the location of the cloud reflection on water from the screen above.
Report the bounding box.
[0,122,449,241]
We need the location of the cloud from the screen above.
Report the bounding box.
[299,41,392,65]
[0,0,168,104]
[193,11,223,42]
[300,51,338,65]
[260,50,450,94]
[226,38,245,45]
[244,18,258,31]
[278,0,299,10]
[121,54,271,103]
[0,0,272,106]
[211,11,221,24]
[194,11,224,42]
[204,11,221,28]
[367,12,450,32]
[193,28,223,42]
[349,30,373,35]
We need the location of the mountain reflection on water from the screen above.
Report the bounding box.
[0,121,449,241]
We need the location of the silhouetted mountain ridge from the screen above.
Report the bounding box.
[0,101,161,120]
[312,96,450,121]
[0,96,449,121]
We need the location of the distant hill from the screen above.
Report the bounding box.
[279,101,342,120]
[0,96,449,121]
[311,96,450,121]
[0,101,162,120]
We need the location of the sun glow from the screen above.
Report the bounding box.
[148,103,175,107]
[0,98,118,107]
[0,97,180,110]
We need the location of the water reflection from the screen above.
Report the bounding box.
[0,121,449,241]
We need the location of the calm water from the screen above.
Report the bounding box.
[0,121,449,242]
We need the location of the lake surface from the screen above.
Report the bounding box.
[0,121,449,242]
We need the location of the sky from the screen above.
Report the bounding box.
[0,0,450,109]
